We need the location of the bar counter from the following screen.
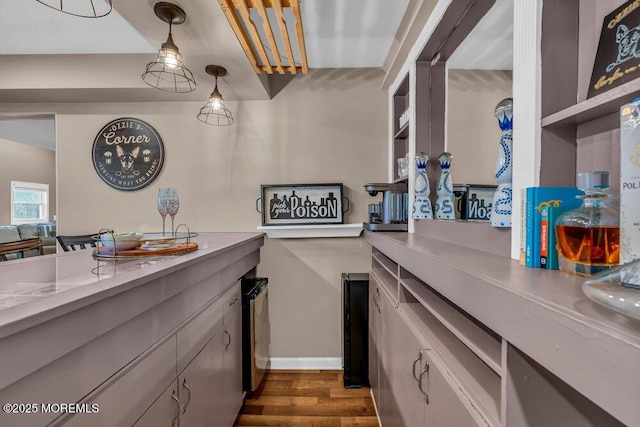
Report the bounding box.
[0,232,264,426]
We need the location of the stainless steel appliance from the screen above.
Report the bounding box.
[363,182,408,231]
[241,277,270,391]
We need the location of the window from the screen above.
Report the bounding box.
[11,181,49,224]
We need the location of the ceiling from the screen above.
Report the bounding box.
[447,0,513,70]
[0,0,513,150]
[0,0,410,104]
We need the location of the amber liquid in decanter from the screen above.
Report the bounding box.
[555,171,619,277]
[555,225,620,266]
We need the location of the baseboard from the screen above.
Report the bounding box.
[269,357,342,370]
[370,389,382,427]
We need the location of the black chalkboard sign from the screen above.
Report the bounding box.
[588,0,640,99]
[92,118,165,191]
[259,183,345,226]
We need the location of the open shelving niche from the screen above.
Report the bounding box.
[387,0,512,255]
[392,74,410,183]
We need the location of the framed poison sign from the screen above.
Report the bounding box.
[259,184,346,226]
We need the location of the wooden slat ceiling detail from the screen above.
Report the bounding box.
[218,0,309,74]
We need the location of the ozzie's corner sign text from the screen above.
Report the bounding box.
[259,184,345,225]
[588,0,640,98]
[92,118,165,191]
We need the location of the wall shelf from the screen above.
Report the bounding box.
[541,78,640,128]
[256,223,363,239]
[394,122,409,139]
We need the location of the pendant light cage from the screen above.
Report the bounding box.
[142,49,196,93]
[142,2,196,93]
[197,65,234,126]
[36,0,113,18]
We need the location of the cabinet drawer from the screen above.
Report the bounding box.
[58,336,177,427]
[222,281,241,322]
[176,295,224,374]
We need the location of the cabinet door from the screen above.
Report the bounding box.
[390,310,425,427]
[179,329,225,427]
[421,350,478,427]
[378,286,401,427]
[368,281,380,407]
[61,336,177,427]
[221,303,243,426]
[133,381,180,427]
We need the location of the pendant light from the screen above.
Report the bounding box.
[142,2,196,93]
[36,0,112,18]
[197,65,234,126]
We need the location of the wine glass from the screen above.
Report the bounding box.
[157,188,169,236]
[167,188,180,236]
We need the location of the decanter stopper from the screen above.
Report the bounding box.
[435,152,455,220]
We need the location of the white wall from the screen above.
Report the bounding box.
[0,68,388,359]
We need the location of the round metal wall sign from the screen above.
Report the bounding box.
[92,118,165,191]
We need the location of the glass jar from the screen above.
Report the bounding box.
[555,171,620,277]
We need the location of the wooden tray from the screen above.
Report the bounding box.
[93,242,198,259]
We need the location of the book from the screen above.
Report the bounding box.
[543,204,573,270]
[525,187,583,268]
[519,188,527,265]
[540,204,550,268]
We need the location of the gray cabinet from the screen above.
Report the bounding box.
[419,349,478,427]
[134,383,180,427]
[389,310,425,427]
[377,284,400,427]
[179,328,225,427]
[60,282,244,427]
[368,280,380,407]
[369,252,491,427]
[220,285,243,427]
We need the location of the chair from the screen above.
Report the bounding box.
[0,238,43,261]
[56,234,98,252]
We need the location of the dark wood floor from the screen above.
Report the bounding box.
[234,370,379,427]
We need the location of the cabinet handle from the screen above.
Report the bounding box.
[418,361,430,404]
[171,390,180,427]
[224,328,231,350]
[412,350,422,382]
[374,289,380,313]
[182,378,192,414]
[228,297,238,307]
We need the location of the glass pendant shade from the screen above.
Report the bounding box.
[197,65,234,126]
[142,2,196,93]
[36,0,112,18]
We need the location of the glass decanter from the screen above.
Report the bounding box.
[555,171,620,277]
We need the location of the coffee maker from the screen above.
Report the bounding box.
[363,182,408,231]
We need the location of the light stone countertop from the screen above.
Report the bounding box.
[0,232,264,340]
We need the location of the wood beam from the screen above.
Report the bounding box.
[218,0,261,73]
[289,0,308,74]
[233,0,274,74]
[271,0,297,74]
[252,0,285,73]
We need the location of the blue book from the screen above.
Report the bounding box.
[525,187,583,268]
[545,205,573,270]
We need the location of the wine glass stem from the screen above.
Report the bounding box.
[162,217,166,236]
[171,217,175,236]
